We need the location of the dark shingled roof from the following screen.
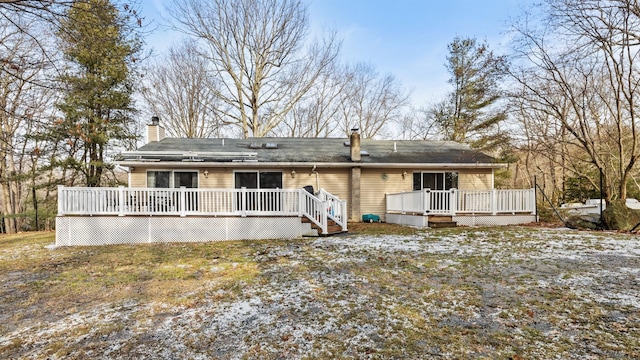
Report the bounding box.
[121,137,498,165]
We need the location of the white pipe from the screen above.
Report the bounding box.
[311,165,319,192]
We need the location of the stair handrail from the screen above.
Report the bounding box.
[318,188,348,231]
[300,189,328,235]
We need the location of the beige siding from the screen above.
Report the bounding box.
[361,168,413,220]
[146,125,166,143]
[129,169,147,187]
[284,167,350,200]
[458,169,492,190]
[126,165,494,222]
[201,168,233,188]
[128,167,226,188]
[147,126,158,143]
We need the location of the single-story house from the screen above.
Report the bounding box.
[55,118,536,246]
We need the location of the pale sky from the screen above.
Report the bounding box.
[140,0,536,106]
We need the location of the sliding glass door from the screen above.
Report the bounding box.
[234,171,283,211]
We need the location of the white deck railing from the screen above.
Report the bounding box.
[386,188,536,216]
[57,186,348,235]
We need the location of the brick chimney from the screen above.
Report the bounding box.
[350,128,361,162]
[147,116,165,143]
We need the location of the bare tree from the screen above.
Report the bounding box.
[273,61,348,138]
[338,63,410,139]
[140,41,223,138]
[0,20,54,233]
[511,0,640,202]
[396,106,439,140]
[170,0,340,138]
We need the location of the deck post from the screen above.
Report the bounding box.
[179,186,186,217]
[321,200,328,234]
[57,185,64,216]
[341,200,348,231]
[424,189,431,215]
[118,186,125,216]
[450,188,457,216]
[241,187,247,217]
[530,188,536,215]
[491,189,497,215]
[298,189,303,217]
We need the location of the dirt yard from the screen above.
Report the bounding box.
[1,225,639,359]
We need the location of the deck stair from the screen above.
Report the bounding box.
[301,217,347,236]
[427,215,457,228]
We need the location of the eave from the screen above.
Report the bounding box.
[115,160,507,169]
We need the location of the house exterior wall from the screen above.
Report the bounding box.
[201,168,233,188]
[280,167,350,199]
[127,165,494,222]
[130,167,224,188]
[357,168,493,221]
[458,169,492,190]
[130,169,146,187]
[361,168,412,221]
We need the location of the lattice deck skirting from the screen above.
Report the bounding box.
[56,216,314,246]
[385,213,537,228]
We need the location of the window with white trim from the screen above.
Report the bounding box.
[234,171,282,189]
[413,172,458,191]
[147,171,198,188]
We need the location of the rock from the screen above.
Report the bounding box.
[565,213,602,230]
[602,199,640,231]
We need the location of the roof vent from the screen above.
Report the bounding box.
[249,142,262,149]
[264,142,278,149]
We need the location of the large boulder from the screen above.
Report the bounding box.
[565,213,602,230]
[602,199,640,231]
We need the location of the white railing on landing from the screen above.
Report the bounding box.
[318,188,348,232]
[57,186,347,235]
[386,188,536,216]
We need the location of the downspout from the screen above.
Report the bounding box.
[350,129,362,221]
[311,165,319,192]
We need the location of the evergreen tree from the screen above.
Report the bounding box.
[433,37,508,152]
[55,0,140,186]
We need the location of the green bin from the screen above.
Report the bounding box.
[362,214,381,223]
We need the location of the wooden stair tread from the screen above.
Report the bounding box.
[301,217,336,226]
[428,221,457,228]
[427,216,454,222]
[300,216,346,236]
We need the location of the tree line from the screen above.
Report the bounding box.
[2,0,640,233]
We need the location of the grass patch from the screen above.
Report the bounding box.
[1,227,639,359]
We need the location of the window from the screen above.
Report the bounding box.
[234,171,283,211]
[147,171,198,188]
[174,171,198,188]
[413,172,458,191]
[147,171,170,188]
[235,171,282,189]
